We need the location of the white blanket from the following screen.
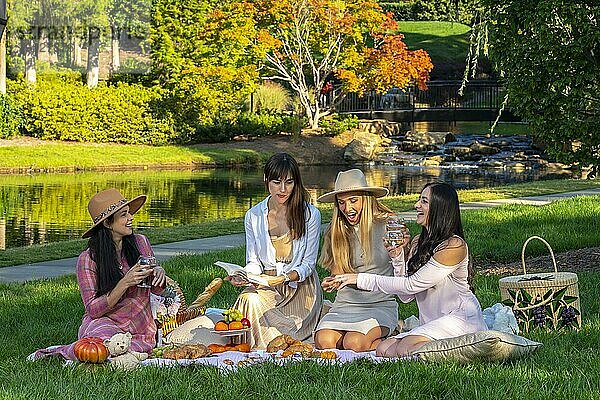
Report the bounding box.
[141,349,417,371]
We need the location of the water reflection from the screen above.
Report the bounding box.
[0,165,571,249]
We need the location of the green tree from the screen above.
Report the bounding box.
[150,0,260,142]
[107,0,151,72]
[7,0,41,83]
[467,0,600,175]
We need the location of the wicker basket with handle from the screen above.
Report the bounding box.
[498,236,581,333]
[158,277,222,336]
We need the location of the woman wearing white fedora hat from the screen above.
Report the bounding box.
[31,188,167,361]
[329,182,487,357]
[315,169,400,352]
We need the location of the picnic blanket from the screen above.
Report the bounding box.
[141,349,411,371]
[57,349,413,371]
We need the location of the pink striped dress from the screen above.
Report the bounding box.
[32,234,162,361]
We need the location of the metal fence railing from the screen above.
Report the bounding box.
[333,80,506,113]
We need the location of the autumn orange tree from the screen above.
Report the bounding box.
[251,0,433,129]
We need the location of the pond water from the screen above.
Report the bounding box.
[0,165,572,249]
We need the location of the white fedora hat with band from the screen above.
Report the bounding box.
[317,169,389,203]
[82,188,147,238]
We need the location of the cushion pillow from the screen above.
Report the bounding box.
[412,330,541,363]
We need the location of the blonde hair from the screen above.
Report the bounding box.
[320,193,392,274]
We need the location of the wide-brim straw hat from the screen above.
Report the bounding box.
[317,169,389,202]
[82,188,147,238]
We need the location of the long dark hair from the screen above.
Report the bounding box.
[264,153,311,239]
[407,183,475,291]
[87,214,141,297]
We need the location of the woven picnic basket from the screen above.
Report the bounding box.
[157,277,207,336]
[498,236,581,333]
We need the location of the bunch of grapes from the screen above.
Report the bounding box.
[532,306,546,327]
[222,308,243,324]
[561,306,577,326]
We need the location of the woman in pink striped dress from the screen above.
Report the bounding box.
[31,188,166,361]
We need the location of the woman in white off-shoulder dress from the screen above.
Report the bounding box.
[331,182,487,357]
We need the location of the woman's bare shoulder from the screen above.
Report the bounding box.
[432,237,467,266]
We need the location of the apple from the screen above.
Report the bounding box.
[240,318,251,328]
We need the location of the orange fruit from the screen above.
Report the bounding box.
[228,321,244,330]
[214,321,229,331]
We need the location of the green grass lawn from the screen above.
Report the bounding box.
[0,141,271,171]
[2,200,600,398]
[397,21,472,66]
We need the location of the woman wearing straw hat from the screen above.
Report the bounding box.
[30,188,166,361]
[315,169,399,352]
[225,153,322,350]
[329,183,487,357]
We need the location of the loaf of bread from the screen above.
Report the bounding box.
[189,278,223,309]
[266,334,314,356]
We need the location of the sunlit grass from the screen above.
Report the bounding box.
[0,141,270,170]
[465,197,600,263]
[1,253,599,398]
[397,21,471,65]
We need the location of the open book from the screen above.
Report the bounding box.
[214,261,269,286]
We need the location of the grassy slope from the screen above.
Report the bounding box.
[0,142,271,171]
[398,21,472,65]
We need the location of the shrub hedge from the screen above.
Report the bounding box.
[381,0,476,24]
[319,114,360,136]
[0,93,24,139]
[5,74,309,145]
[10,74,177,145]
[195,113,306,142]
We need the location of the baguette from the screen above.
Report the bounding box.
[188,277,223,309]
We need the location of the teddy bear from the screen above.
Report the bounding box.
[103,332,148,371]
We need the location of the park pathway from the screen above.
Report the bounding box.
[1,188,598,283]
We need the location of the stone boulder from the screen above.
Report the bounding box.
[358,120,404,137]
[470,141,500,155]
[344,131,390,162]
[405,131,450,145]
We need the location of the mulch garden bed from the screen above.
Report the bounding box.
[475,247,600,276]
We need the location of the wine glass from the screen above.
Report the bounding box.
[385,214,406,248]
[137,255,157,288]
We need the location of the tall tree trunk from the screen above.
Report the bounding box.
[110,26,120,72]
[73,38,82,67]
[24,38,37,84]
[86,27,100,88]
[0,219,5,251]
[0,32,6,94]
[37,27,50,63]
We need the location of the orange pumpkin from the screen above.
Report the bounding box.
[73,337,109,363]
